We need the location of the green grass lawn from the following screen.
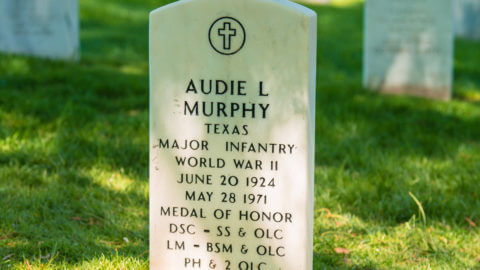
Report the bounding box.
[1,0,479,269]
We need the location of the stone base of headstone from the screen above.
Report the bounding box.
[373,86,451,101]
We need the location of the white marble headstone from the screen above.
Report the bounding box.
[0,0,80,60]
[363,0,454,100]
[149,0,317,269]
[455,0,480,40]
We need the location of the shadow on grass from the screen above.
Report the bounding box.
[0,62,149,263]
[0,0,479,268]
[454,38,480,102]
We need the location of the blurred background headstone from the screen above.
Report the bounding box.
[363,0,454,100]
[0,0,79,60]
[454,0,480,40]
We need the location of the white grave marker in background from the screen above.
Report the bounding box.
[0,0,79,60]
[363,0,454,100]
[455,0,480,40]
[149,0,316,269]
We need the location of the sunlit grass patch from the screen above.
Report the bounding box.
[331,0,364,7]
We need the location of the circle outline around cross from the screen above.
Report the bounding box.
[208,16,246,55]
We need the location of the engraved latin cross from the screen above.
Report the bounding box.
[218,22,237,50]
